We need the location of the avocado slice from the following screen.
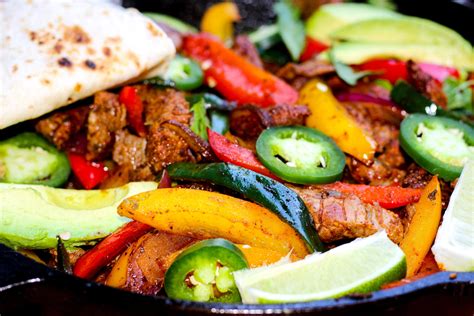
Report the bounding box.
[0,182,158,249]
[306,3,401,44]
[331,17,473,56]
[322,42,474,71]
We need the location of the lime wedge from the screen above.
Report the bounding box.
[234,231,406,303]
[432,160,474,272]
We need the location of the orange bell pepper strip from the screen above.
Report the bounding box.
[73,171,171,279]
[325,182,422,209]
[117,188,309,259]
[236,245,296,268]
[182,34,299,107]
[399,176,442,277]
[201,2,240,44]
[299,79,376,164]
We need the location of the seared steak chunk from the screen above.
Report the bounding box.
[230,104,310,139]
[87,92,126,160]
[137,86,191,126]
[407,60,447,108]
[35,106,89,149]
[146,123,196,173]
[276,59,335,90]
[112,130,147,169]
[293,186,404,244]
[341,101,406,185]
[232,35,263,68]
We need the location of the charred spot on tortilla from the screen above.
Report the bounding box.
[127,51,141,69]
[53,42,64,54]
[29,31,37,41]
[103,47,112,57]
[58,57,72,67]
[147,22,161,37]
[85,60,96,70]
[87,47,96,55]
[63,25,90,44]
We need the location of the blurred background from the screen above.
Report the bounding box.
[122,0,474,43]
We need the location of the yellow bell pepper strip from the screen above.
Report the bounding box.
[117,188,309,259]
[200,2,240,44]
[105,243,134,288]
[18,249,45,265]
[399,176,442,277]
[299,79,376,165]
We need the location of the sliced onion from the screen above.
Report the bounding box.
[335,92,397,108]
[161,120,217,162]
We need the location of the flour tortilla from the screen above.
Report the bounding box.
[0,0,176,129]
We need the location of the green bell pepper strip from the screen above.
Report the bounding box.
[165,55,204,91]
[256,126,346,184]
[164,238,248,303]
[390,81,474,127]
[167,162,325,253]
[0,132,70,187]
[400,114,474,181]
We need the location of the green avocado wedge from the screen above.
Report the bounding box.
[0,182,158,249]
[330,17,473,56]
[322,42,474,71]
[306,3,401,44]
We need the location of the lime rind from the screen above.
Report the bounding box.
[432,160,474,272]
[234,231,406,304]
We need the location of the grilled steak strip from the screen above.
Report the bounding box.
[292,186,404,244]
[230,104,310,140]
[407,60,447,108]
[35,106,89,150]
[86,92,126,160]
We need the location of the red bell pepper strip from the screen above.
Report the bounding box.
[325,182,422,209]
[358,59,408,84]
[67,153,108,190]
[182,33,298,107]
[73,220,153,279]
[73,171,171,279]
[207,128,280,180]
[119,86,146,137]
[300,36,329,62]
[358,59,460,84]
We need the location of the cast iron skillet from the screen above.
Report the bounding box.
[1,1,473,315]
